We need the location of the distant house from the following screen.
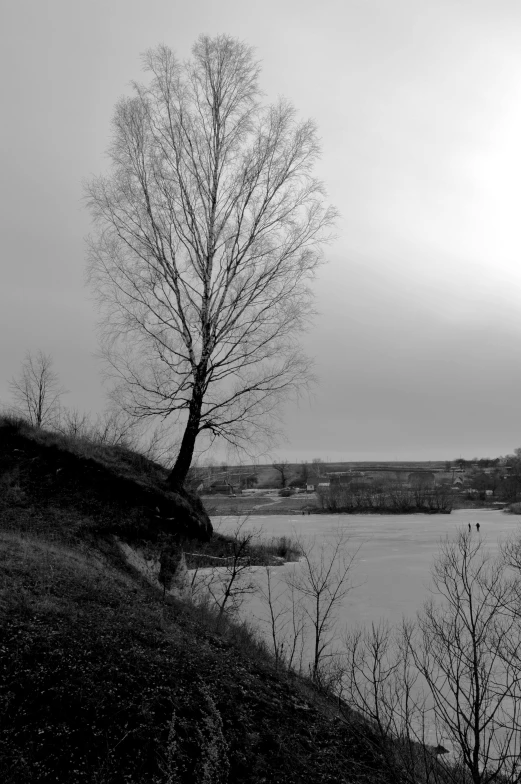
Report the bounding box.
[306,484,315,492]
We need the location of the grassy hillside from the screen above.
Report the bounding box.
[0,417,448,783]
[0,416,211,545]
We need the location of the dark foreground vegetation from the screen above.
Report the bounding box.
[3,416,521,783]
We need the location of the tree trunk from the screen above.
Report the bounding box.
[167,360,211,489]
[167,400,202,489]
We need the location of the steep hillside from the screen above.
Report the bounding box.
[0,416,212,544]
[0,417,442,783]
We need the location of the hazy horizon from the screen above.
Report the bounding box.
[3,0,521,464]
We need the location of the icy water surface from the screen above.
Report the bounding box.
[212,508,521,629]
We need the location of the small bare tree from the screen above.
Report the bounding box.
[9,350,66,428]
[191,521,260,629]
[287,527,360,681]
[272,459,290,488]
[85,35,337,489]
[57,407,92,438]
[258,565,291,669]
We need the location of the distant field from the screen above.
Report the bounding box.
[202,494,319,516]
[200,459,450,492]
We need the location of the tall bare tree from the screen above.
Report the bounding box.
[9,350,66,428]
[85,35,336,489]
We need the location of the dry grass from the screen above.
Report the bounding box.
[0,531,386,783]
[0,415,461,783]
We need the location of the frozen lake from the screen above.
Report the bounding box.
[212,508,521,631]
[211,508,521,758]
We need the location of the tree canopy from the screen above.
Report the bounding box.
[86,35,336,487]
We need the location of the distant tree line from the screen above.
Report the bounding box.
[317,483,453,514]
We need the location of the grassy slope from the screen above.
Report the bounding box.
[0,417,211,544]
[0,418,427,783]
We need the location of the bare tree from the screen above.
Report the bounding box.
[342,621,449,784]
[299,461,311,486]
[9,350,66,428]
[287,527,360,681]
[272,459,290,488]
[56,407,92,439]
[85,35,337,489]
[257,566,309,674]
[190,521,260,629]
[407,531,521,784]
[284,579,309,673]
[341,535,521,784]
[258,565,291,669]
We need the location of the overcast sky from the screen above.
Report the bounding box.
[2,0,521,463]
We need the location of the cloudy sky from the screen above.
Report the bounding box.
[2,0,521,463]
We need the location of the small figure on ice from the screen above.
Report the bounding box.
[476,523,480,533]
